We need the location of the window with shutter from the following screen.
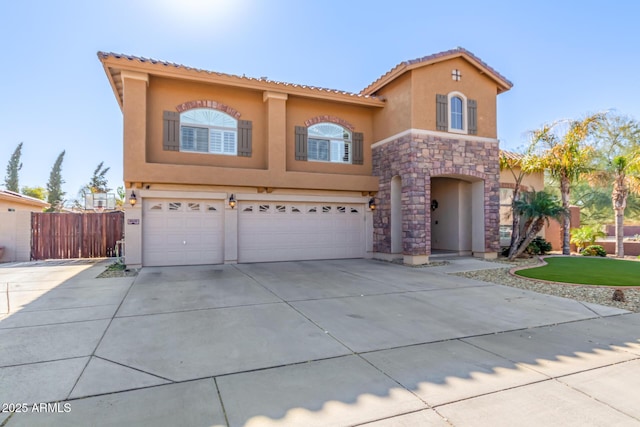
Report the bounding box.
[295,126,308,161]
[237,120,252,157]
[436,94,448,131]
[352,132,364,165]
[305,122,352,164]
[467,99,478,135]
[444,92,472,135]
[178,108,239,155]
[163,111,180,151]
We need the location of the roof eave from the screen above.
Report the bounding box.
[98,53,385,108]
[362,50,513,96]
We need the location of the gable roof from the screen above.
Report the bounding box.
[97,52,385,110]
[0,190,50,209]
[361,47,513,96]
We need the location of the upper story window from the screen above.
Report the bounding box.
[180,108,237,155]
[450,96,464,130]
[436,92,477,135]
[307,123,352,163]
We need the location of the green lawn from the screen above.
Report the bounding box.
[515,256,640,287]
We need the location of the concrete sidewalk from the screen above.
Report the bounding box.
[1,258,639,426]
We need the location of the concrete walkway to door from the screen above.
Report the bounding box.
[1,258,639,426]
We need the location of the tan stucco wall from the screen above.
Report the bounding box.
[122,74,379,193]
[499,167,544,192]
[286,96,374,176]
[146,76,267,170]
[371,58,500,142]
[411,58,498,138]
[371,73,412,142]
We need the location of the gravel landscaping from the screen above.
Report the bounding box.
[456,257,640,313]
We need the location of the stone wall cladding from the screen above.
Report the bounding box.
[372,132,500,256]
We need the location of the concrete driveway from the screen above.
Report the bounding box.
[1,258,640,426]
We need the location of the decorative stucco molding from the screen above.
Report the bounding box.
[175,100,241,118]
[304,115,355,131]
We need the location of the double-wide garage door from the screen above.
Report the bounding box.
[142,199,365,266]
[238,201,365,263]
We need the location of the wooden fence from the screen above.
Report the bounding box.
[31,212,124,260]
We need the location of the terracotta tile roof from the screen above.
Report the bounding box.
[499,150,525,162]
[362,47,513,95]
[97,52,381,100]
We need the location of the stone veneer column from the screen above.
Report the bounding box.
[372,131,500,264]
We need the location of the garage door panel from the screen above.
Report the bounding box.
[238,201,365,263]
[142,199,224,267]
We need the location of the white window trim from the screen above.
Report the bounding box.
[307,123,352,164]
[447,91,467,135]
[179,109,238,156]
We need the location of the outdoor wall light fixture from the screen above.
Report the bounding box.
[431,200,439,211]
[129,191,137,207]
[368,198,376,211]
[229,194,236,209]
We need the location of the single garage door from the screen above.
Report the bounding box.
[238,201,365,263]
[142,199,224,266]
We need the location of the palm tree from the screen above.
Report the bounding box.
[528,114,604,255]
[499,150,544,260]
[509,190,567,260]
[587,114,640,257]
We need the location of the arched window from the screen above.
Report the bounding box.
[307,123,352,163]
[450,96,464,130]
[180,108,237,155]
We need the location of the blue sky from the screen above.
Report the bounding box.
[1,0,638,201]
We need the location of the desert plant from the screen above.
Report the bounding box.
[570,225,606,251]
[581,245,607,257]
[526,236,553,255]
[508,190,567,260]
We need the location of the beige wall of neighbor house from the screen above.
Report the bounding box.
[0,190,49,212]
[0,211,31,262]
[0,192,47,262]
[498,164,546,247]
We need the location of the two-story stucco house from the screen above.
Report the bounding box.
[99,47,513,268]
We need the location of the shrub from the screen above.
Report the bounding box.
[581,245,607,257]
[526,236,553,255]
[571,225,606,251]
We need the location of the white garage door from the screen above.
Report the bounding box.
[238,201,365,263]
[142,199,224,266]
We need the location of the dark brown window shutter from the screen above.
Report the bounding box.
[467,99,477,135]
[163,111,180,151]
[352,132,364,165]
[436,94,448,131]
[237,120,252,157]
[295,126,308,161]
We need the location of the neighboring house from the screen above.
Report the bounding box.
[0,190,49,262]
[0,190,50,212]
[498,151,545,246]
[98,47,513,268]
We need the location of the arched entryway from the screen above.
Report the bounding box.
[430,176,485,256]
